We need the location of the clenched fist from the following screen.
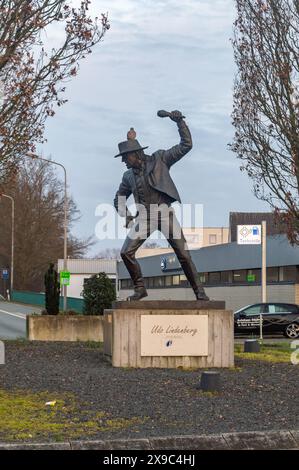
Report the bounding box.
[169,110,184,123]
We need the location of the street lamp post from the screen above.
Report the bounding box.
[26,153,68,311]
[0,193,14,297]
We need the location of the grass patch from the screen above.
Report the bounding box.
[0,389,147,442]
[228,366,242,372]
[83,341,103,349]
[234,342,292,363]
[197,390,219,397]
[2,339,31,347]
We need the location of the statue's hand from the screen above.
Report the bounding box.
[169,110,184,123]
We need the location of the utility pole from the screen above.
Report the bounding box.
[260,220,267,340]
[0,194,14,296]
[26,153,68,310]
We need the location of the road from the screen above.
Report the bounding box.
[0,301,42,339]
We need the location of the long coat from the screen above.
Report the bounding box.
[114,120,192,216]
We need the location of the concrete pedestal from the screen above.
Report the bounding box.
[103,301,234,368]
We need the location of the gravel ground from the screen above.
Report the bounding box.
[0,341,298,442]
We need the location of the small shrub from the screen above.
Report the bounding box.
[82,272,116,315]
[59,310,79,316]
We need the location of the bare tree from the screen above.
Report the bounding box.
[0,159,93,291]
[230,0,299,243]
[95,241,163,260]
[96,248,121,260]
[0,1,109,183]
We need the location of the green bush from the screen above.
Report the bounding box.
[82,272,116,315]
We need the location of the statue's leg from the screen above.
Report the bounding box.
[161,210,209,300]
[120,218,151,291]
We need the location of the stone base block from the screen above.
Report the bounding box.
[27,315,103,342]
[104,301,233,368]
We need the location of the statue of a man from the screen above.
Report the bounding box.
[114,110,209,302]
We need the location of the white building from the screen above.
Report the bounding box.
[57,259,117,299]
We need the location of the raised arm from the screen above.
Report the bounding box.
[161,111,193,168]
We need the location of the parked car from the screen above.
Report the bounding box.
[234,303,299,338]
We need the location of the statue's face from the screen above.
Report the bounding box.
[122,152,141,169]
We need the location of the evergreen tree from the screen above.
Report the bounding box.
[44,263,60,315]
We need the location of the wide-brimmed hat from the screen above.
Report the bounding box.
[114,127,148,158]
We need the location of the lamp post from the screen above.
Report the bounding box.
[0,193,14,297]
[26,153,68,311]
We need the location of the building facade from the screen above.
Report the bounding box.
[183,226,229,249]
[117,235,299,311]
[135,227,229,258]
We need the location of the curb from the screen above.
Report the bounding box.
[0,430,298,450]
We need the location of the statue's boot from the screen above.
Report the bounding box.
[194,287,210,301]
[127,286,148,301]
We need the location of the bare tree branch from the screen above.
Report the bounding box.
[0,1,110,183]
[230,0,299,243]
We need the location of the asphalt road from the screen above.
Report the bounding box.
[0,301,42,339]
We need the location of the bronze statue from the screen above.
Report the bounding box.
[114,110,209,302]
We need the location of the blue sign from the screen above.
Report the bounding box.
[160,255,180,272]
[252,226,259,235]
[160,257,167,271]
[1,269,9,280]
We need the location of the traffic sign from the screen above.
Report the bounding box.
[237,225,261,245]
[1,269,9,280]
[60,271,70,286]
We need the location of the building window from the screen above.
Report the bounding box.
[281,266,298,282]
[165,275,172,287]
[209,234,217,244]
[123,279,132,288]
[172,275,180,285]
[154,276,165,288]
[267,267,279,283]
[180,274,189,286]
[199,273,207,284]
[247,269,261,283]
[208,272,221,284]
[186,234,200,244]
[233,270,247,283]
[220,271,230,284]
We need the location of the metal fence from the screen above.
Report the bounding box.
[11,290,84,313]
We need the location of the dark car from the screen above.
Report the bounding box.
[234,303,299,338]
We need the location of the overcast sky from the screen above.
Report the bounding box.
[42,0,269,255]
